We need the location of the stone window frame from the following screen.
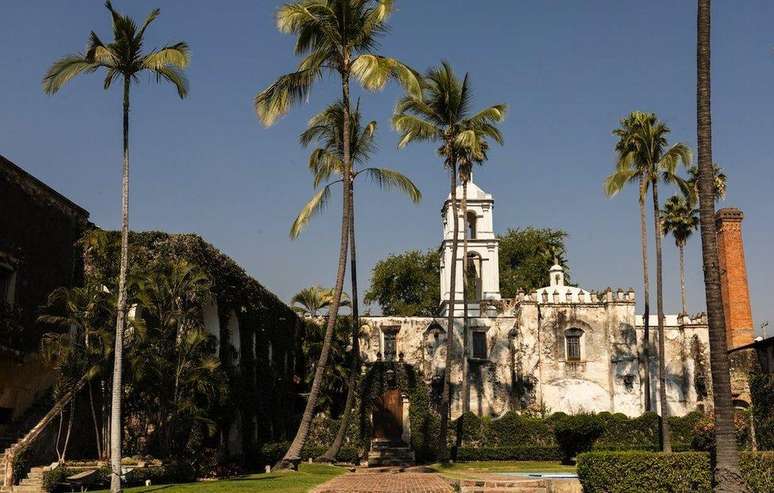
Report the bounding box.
[381,325,401,362]
[468,324,491,362]
[565,327,584,361]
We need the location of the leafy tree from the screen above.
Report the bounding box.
[289,100,420,461]
[661,195,699,315]
[605,111,691,452]
[696,1,746,489]
[254,0,419,469]
[498,227,569,298]
[364,249,441,317]
[127,260,227,459]
[393,61,506,458]
[291,285,350,318]
[39,284,115,461]
[43,3,190,488]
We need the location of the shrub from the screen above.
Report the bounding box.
[485,411,554,447]
[257,442,360,466]
[577,451,712,493]
[750,373,774,450]
[554,414,604,462]
[456,446,562,462]
[691,411,752,452]
[453,411,483,447]
[578,451,773,493]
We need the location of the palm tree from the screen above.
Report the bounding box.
[43,3,189,489]
[255,0,419,469]
[605,113,653,412]
[291,285,350,318]
[661,196,699,316]
[393,61,505,458]
[290,100,420,461]
[696,1,746,490]
[686,163,727,205]
[605,111,691,453]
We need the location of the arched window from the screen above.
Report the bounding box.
[465,253,482,302]
[466,211,477,239]
[565,328,583,361]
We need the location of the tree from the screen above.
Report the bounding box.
[39,284,115,460]
[696,1,747,490]
[43,3,190,489]
[661,195,699,315]
[393,61,505,458]
[686,164,727,205]
[291,285,350,318]
[498,227,569,297]
[605,111,691,452]
[364,249,441,316]
[289,100,420,460]
[254,0,419,469]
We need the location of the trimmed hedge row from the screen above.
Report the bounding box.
[577,451,773,493]
[456,446,561,462]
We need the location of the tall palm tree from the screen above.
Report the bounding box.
[686,163,727,205]
[661,196,699,315]
[459,137,494,415]
[696,1,746,490]
[290,100,420,460]
[606,113,653,412]
[255,0,419,469]
[291,285,350,318]
[43,3,189,490]
[605,111,691,453]
[393,61,505,458]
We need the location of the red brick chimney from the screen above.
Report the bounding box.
[715,208,754,348]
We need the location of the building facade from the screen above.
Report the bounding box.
[360,181,756,420]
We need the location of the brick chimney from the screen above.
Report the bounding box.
[715,208,754,348]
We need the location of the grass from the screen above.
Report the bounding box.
[91,464,345,493]
[429,460,576,480]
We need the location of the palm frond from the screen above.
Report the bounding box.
[357,167,422,203]
[42,55,101,94]
[309,148,345,187]
[351,55,421,98]
[392,114,441,147]
[290,183,334,239]
[142,42,190,70]
[254,68,321,126]
[150,66,188,98]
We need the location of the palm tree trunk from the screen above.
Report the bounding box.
[639,178,652,412]
[278,65,352,471]
[679,243,687,316]
[320,182,360,462]
[110,75,130,493]
[652,180,671,452]
[88,380,102,460]
[461,179,470,415]
[696,1,746,489]
[439,155,459,461]
[62,399,75,463]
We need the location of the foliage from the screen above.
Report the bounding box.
[554,414,604,462]
[661,195,699,248]
[577,451,773,493]
[453,412,483,447]
[290,100,421,239]
[258,442,359,466]
[685,164,727,205]
[482,411,554,447]
[364,249,441,316]
[750,373,774,450]
[498,228,569,297]
[300,317,354,416]
[42,464,197,492]
[577,451,713,493]
[291,285,349,318]
[456,446,562,462]
[690,410,753,453]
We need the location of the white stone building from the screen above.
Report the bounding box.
[361,180,712,419]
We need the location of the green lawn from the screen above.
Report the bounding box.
[92,464,344,493]
[430,460,576,480]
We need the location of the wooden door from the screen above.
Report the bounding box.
[372,389,403,443]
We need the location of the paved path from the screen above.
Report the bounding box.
[312,471,453,493]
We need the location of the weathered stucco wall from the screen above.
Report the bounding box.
[361,295,711,419]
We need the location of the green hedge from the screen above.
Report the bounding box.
[456,446,562,461]
[577,451,773,493]
[42,464,193,492]
[257,442,360,466]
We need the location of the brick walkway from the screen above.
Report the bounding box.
[312,471,453,493]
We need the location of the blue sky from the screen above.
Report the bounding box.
[2,1,772,333]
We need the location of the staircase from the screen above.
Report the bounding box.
[367,439,415,467]
[4,466,47,493]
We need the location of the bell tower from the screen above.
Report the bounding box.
[440,179,500,316]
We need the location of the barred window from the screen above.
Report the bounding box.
[384,332,397,361]
[565,328,583,361]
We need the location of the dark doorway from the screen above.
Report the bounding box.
[372,389,403,443]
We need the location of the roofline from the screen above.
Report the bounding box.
[1,153,89,218]
[728,335,774,353]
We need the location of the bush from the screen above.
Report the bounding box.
[554,414,604,462]
[456,446,562,462]
[257,442,360,466]
[453,411,484,447]
[691,411,752,452]
[486,411,554,447]
[750,373,774,450]
[577,451,712,493]
[578,451,773,493]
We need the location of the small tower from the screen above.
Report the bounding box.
[549,260,565,287]
[440,179,500,316]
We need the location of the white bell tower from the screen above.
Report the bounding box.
[440,179,500,316]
